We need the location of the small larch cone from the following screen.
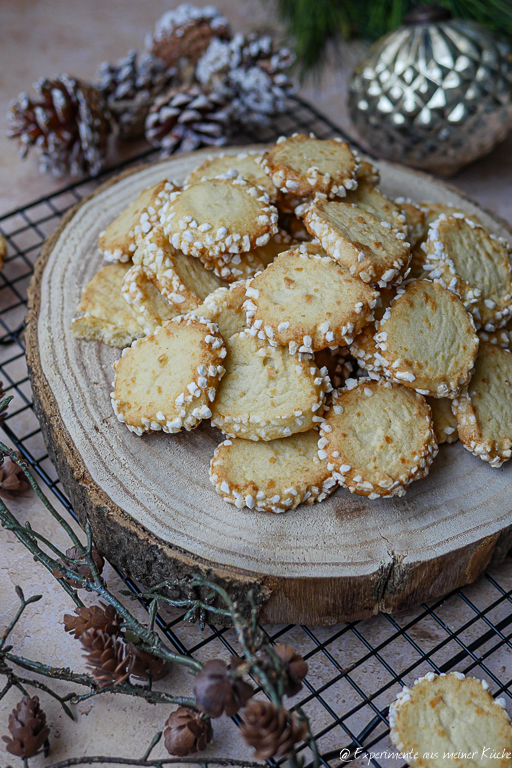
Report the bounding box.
[193,657,254,718]
[163,706,213,756]
[127,643,171,682]
[2,695,50,758]
[274,644,308,696]
[53,545,104,587]
[80,627,131,687]
[240,699,307,760]
[0,455,29,500]
[64,602,121,639]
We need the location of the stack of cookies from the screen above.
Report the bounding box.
[71,134,512,513]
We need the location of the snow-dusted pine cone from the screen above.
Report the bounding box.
[196,32,295,126]
[8,75,111,177]
[145,85,231,155]
[147,4,231,73]
[97,50,176,138]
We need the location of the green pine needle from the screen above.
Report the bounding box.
[276,0,512,73]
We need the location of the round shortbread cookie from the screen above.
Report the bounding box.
[424,215,512,330]
[261,133,359,199]
[345,181,407,234]
[184,151,279,201]
[122,265,178,335]
[159,176,279,264]
[190,280,249,341]
[376,279,479,398]
[427,397,458,445]
[134,227,224,312]
[111,315,226,435]
[356,159,380,185]
[409,242,428,279]
[209,430,336,513]
[394,198,426,247]
[99,180,178,263]
[479,315,512,350]
[350,288,396,377]
[389,672,512,768]
[452,341,512,467]
[212,230,294,282]
[243,246,378,352]
[319,378,437,498]
[210,331,329,441]
[304,198,411,287]
[419,201,483,230]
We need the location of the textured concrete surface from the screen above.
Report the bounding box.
[1,2,511,765]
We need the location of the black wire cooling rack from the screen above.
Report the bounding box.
[0,96,511,767]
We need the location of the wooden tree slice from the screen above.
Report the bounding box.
[26,147,512,625]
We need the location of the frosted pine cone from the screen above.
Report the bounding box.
[97,50,176,138]
[145,85,231,155]
[8,75,111,177]
[147,4,231,73]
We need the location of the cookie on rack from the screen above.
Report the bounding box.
[452,341,512,467]
[243,246,378,352]
[375,279,479,398]
[427,397,458,445]
[210,330,329,441]
[209,430,336,512]
[98,180,178,263]
[184,150,278,201]
[190,280,248,341]
[424,215,512,331]
[389,672,512,768]
[121,264,178,335]
[319,378,437,498]
[112,315,226,435]
[71,263,143,348]
[261,133,359,199]
[303,199,410,286]
[134,227,224,311]
[159,175,279,266]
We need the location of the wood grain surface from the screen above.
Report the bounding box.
[26,147,512,625]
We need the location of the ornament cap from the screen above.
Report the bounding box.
[403,4,452,25]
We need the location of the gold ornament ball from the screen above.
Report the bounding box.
[349,6,512,175]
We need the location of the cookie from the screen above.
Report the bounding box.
[212,230,294,282]
[111,315,226,435]
[243,246,378,352]
[304,198,410,287]
[452,341,512,466]
[190,280,248,341]
[389,672,512,768]
[210,331,329,440]
[159,175,279,265]
[184,150,278,201]
[134,227,223,311]
[98,180,178,263]
[261,133,359,199]
[394,198,426,247]
[319,378,437,498]
[479,316,512,350]
[376,279,479,398]
[121,265,179,335]
[424,215,512,330]
[345,181,407,234]
[209,430,336,512]
[314,347,357,390]
[419,201,483,230]
[356,159,380,185]
[427,397,458,445]
[350,288,396,376]
[279,213,312,242]
[408,242,429,280]
[71,263,143,348]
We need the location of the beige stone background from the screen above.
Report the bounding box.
[0,1,511,766]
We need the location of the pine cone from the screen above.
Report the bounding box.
[97,50,176,138]
[8,75,111,177]
[193,657,253,718]
[147,5,231,72]
[274,644,308,696]
[2,696,50,758]
[196,33,295,126]
[0,455,29,500]
[53,545,104,587]
[240,699,306,760]
[163,706,213,756]
[64,602,120,639]
[127,643,170,682]
[145,85,230,155]
[81,627,131,687]
[0,381,9,426]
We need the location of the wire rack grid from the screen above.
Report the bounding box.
[0,96,511,768]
